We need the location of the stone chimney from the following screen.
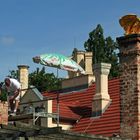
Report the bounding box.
[92,63,111,117]
[18,65,29,97]
[75,50,85,66]
[117,34,140,139]
[68,50,85,78]
[85,52,93,75]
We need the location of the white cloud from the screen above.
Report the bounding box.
[0,35,15,46]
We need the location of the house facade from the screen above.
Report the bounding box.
[1,14,140,140]
[18,33,140,140]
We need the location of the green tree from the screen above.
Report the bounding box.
[29,67,62,92]
[5,67,61,93]
[0,82,7,101]
[7,70,18,79]
[84,24,119,78]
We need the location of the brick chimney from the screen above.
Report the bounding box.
[18,65,29,97]
[92,63,111,117]
[117,34,140,139]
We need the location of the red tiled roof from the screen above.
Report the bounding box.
[53,100,81,120]
[43,78,120,137]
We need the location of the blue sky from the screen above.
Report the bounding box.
[0,0,139,81]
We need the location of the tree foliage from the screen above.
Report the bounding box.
[84,24,119,78]
[29,67,62,92]
[0,82,7,101]
[3,67,61,93]
[7,70,18,79]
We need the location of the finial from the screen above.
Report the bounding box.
[119,14,140,35]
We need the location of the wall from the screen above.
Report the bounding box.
[61,74,94,92]
[117,34,140,140]
[0,101,8,125]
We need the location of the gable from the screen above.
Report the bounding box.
[20,88,43,104]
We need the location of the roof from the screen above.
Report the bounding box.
[20,86,44,105]
[43,78,120,137]
[32,87,44,100]
[27,86,43,100]
[53,100,81,121]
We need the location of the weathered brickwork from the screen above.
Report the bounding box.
[117,34,140,140]
[0,101,8,125]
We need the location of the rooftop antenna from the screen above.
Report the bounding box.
[74,36,76,49]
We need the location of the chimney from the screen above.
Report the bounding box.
[92,63,111,117]
[85,52,93,75]
[18,65,29,97]
[117,34,140,139]
[68,50,85,78]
